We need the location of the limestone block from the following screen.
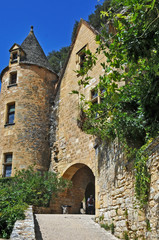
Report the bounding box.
[117,208,124,216]
[154,192,159,202]
[110,210,116,218]
[116,197,124,204]
[131,225,137,231]
[104,211,111,221]
[115,220,126,227]
[138,210,146,222]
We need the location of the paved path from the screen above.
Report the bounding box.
[34,214,118,240]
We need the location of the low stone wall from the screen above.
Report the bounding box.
[96,138,159,240]
[10,206,35,240]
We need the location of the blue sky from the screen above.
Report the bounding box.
[0,0,103,88]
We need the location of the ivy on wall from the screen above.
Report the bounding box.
[72,0,159,208]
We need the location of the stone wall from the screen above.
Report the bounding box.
[96,138,159,240]
[10,206,35,240]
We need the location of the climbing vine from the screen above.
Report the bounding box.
[72,0,159,208]
[134,143,151,208]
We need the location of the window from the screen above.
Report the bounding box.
[90,87,106,117]
[12,52,18,63]
[79,51,86,70]
[91,89,98,101]
[9,72,17,85]
[3,153,12,177]
[76,45,87,71]
[6,103,15,124]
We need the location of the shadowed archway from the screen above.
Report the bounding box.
[51,163,95,214]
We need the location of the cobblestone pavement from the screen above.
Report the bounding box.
[35,214,118,240]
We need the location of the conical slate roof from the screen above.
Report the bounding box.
[20,26,54,73]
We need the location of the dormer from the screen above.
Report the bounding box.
[9,44,26,66]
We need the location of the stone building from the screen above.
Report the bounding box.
[0,21,159,239]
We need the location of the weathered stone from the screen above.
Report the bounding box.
[10,206,35,240]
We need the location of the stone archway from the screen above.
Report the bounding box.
[51,163,95,214]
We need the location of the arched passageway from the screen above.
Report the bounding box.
[51,163,95,214]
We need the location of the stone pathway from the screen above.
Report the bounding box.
[34,214,118,240]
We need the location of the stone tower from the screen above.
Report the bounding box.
[0,27,58,177]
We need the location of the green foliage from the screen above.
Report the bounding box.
[134,144,151,208]
[115,208,118,215]
[110,222,115,234]
[74,0,159,208]
[123,231,130,240]
[71,20,79,42]
[100,222,115,234]
[88,0,111,31]
[145,218,151,231]
[99,214,104,221]
[47,46,70,74]
[124,208,128,217]
[133,234,138,240]
[0,166,70,238]
[100,223,110,230]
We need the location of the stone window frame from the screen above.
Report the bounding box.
[4,102,16,127]
[76,44,88,71]
[8,71,18,88]
[3,153,13,177]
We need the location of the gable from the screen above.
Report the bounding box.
[59,20,104,91]
[9,43,21,52]
[61,21,99,83]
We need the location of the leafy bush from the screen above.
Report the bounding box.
[0,166,70,238]
[110,222,115,234]
[100,223,110,230]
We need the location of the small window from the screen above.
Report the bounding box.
[10,72,17,85]
[3,153,12,177]
[91,89,98,100]
[12,52,18,62]
[76,45,87,71]
[79,51,86,70]
[7,103,15,124]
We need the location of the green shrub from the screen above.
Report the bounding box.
[100,222,115,234]
[146,218,151,231]
[123,231,129,240]
[110,223,115,234]
[100,223,110,230]
[99,214,104,221]
[0,166,70,238]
